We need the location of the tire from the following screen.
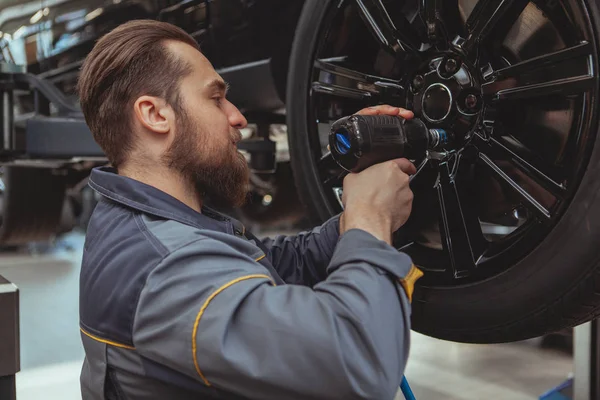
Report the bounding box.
[287,0,600,343]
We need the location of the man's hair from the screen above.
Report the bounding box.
[77,19,199,167]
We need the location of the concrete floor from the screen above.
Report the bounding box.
[1,230,573,400]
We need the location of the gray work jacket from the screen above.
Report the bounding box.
[79,166,421,400]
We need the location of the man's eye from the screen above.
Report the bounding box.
[213,97,223,105]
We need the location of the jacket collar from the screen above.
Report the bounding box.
[88,166,235,234]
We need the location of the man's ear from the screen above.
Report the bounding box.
[133,95,173,134]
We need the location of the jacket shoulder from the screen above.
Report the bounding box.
[142,214,265,261]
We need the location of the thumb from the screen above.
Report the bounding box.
[391,158,417,175]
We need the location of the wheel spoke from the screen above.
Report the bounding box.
[463,0,529,55]
[477,135,567,200]
[483,41,594,101]
[420,0,442,42]
[316,59,402,86]
[436,160,487,278]
[490,42,593,81]
[478,152,551,220]
[484,75,594,102]
[354,0,422,56]
[324,174,345,188]
[318,151,337,172]
[318,152,345,187]
[312,82,373,100]
[419,0,463,44]
[441,0,466,39]
[313,59,405,101]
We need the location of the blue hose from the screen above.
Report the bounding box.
[399,375,417,400]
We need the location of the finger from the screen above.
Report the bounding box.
[356,104,400,115]
[398,108,414,119]
[356,105,416,118]
[391,158,417,175]
[368,105,401,115]
[355,107,381,116]
[372,105,414,118]
[373,104,398,113]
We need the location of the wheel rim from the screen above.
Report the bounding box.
[305,0,599,286]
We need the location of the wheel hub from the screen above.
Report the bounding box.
[408,53,483,147]
[422,83,453,122]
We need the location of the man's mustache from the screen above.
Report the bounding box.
[231,129,242,143]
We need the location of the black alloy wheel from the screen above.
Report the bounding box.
[287,0,600,343]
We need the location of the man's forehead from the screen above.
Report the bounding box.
[164,40,215,77]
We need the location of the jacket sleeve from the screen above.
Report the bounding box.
[132,228,422,400]
[260,214,341,286]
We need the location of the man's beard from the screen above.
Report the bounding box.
[163,110,250,210]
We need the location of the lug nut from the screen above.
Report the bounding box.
[412,75,424,91]
[465,94,478,109]
[444,58,460,75]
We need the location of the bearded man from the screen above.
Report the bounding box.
[77,19,420,400]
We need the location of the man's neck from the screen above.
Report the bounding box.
[118,164,203,213]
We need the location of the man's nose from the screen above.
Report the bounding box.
[227,101,248,129]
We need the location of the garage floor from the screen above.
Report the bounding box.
[1,230,572,400]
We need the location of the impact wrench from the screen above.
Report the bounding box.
[328,114,449,400]
[329,114,448,173]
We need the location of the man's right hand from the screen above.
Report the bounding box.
[341,158,416,245]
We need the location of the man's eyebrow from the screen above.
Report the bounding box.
[206,79,230,94]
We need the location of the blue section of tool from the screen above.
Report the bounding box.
[335,132,351,154]
[400,375,417,400]
[539,377,573,400]
[438,129,447,145]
